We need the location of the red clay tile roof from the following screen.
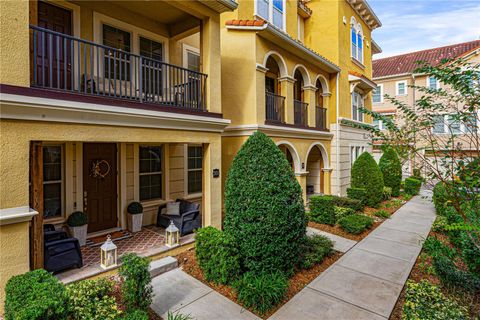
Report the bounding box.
[373,40,480,78]
[225,19,266,27]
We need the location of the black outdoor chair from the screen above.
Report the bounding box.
[156,199,201,236]
[44,224,83,273]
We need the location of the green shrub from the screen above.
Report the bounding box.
[374,209,390,218]
[67,211,88,227]
[378,147,402,197]
[167,312,194,320]
[67,278,121,320]
[346,187,367,205]
[298,235,334,269]
[121,310,149,320]
[309,195,336,225]
[338,214,374,234]
[351,152,384,207]
[331,195,363,211]
[119,253,153,312]
[5,269,68,320]
[195,226,240,284]
[402,193,413,201]
[404,177,421,196]
[431,216,448,232]
[459,231,480,275]
[432,255,480,292]
[382,186,392,200]
[234,271,288,315]
[432,181,451,216]
[402,280,468,320]
[422,236,456,260]
[334,206,355,221]
[127,201,143,214]
[224,132,306,276]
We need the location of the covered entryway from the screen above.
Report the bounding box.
[305,144,329,195]
[83,143,118,233]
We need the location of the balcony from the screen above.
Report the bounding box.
[30,25,207,111]
[265,91,285,123]
[316,106,327,130]
[294,100,308,127]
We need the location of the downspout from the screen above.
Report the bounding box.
[335,72,340,196]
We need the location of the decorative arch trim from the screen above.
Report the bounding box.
[292,64,312,87]
[262,50,288,78]
[275,140,302,173]
[304,142,330,169]
[314,74,330,94]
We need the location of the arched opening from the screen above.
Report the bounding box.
[315,78,327,130]
[293,69,308,126]
[265,56,285,123]
[306,146,326,195]
[278,144,295,172]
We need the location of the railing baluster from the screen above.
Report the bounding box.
[41,31,45,86]
[56,35,60,89]
[138,56,143,103]
[48,33,53,87]
[83,42,87,93]
[70,39,74,91]
[63,36,67,90]
[33,30,37,86]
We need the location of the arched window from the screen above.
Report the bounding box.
[350,18,364,63]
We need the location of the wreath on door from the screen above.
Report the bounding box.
[90,159,111,179]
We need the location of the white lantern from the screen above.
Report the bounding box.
[165,221,180,247]
[100,235,117,269]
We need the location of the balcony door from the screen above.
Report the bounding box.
[36,1,72,89]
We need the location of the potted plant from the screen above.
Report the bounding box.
[127,201,144,233]
[67,211,88,246]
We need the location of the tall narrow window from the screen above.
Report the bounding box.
[447,115,461,134]
[103,25,131,81]
[272,0,284,29]
[396,81,407,95]
[43,145,63,219]
[139,146,162,201]
[351,25,357,60]
[257,0,269,20]
[357,33,363,62]
[140,37,163,97]
[187,146,203,194]
[432,115,445,134]
[256,0,285,30]
[352,91,364,121]
[373,85,382,103]
[350,18,363,63]
[428,76,438,90]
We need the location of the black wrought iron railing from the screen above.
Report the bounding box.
[316,106,328,130]
[294,99,308,127]
[266,91,285,123]
[30,25,207,110]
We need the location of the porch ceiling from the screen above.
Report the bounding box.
[113,1,194,25]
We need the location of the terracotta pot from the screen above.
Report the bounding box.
[127,213,143,233]
[69,224,87,246]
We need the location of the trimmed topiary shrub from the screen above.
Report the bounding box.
[67,278,121,320]
[334,206,355,221]
[309,195,336,225]
[338,214,374,234]
[403,280,468,319]
[404,177,422,195]
[234,271,288,315]
[224,131,307,276]
[298,235,334,269]
[331,195,363,211]
[119,253,153,312]
[5,269,68,320]
[127,201,143,214]
[66,211,88,227]
[195,226,240,284]
[346,187,367,205]
[378,147,402,197]
[351,152,384,207]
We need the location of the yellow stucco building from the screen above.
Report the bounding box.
[220,0,381,198]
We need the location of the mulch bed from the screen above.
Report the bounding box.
[390,230,480,319]
[308,196,407,241]
[177,248,342,319]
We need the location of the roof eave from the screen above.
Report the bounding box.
[201,0,238,13]
[346,0,382,30]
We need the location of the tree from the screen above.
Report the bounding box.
[224,131,307,276]
[379,147,402,196]
[351,152,384,207]
[360,59,480,250]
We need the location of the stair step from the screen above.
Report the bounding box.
[149,256,178,278]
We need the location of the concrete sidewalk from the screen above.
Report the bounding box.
[269,191,435,320]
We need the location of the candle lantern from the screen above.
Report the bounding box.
[165,221,180,247]
[100,235,117,269]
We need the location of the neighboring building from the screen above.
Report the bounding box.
[372,40,480,175]
[0,0,237,311]
[220,0,382,198]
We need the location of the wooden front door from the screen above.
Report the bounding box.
[36,1,72,89]
[83,143,118,233]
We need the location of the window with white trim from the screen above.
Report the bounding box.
[351,91,364,121]
[256,0,285,30]
[396,81,407,95]
[139,146,163,201]
[372,84,383,103]
[447,115,461,134]
[187,146,203,194]
[350,17,364,63]
[373,115,393,131]
[432,114,479,135]
[43,145,64,219]
[428,76,439,90]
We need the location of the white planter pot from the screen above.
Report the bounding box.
[69,225,87,246]
[127,213,143,233]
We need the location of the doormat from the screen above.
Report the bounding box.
[86,230,132,247]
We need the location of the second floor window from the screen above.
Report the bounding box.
[350,18,364,63]
[256,0,285,30]
[373,85,383,103]
[103,24,131,81]
[396,81,407,95]
[352,91,364,122]
[428,76,439,90]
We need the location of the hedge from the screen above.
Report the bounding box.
[378,147,402,196]
[338,214,374,234]
[309,195,336,225]
[334,206,355,221]
[298,235,334,269]
[346,187,366,206]
[331,195,363,211]
[404,177,422,195]
[224,132,306,276]
[351,152,384,207]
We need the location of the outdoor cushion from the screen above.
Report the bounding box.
[164,202,180,216]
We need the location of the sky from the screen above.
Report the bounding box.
[368,0,480,58]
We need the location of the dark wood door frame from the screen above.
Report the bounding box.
[83,143,118,233]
